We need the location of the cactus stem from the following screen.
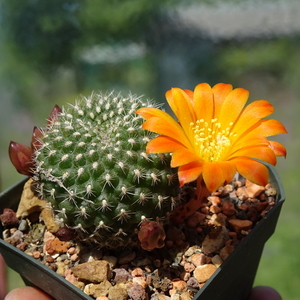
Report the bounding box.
[75,154,83,161]
[95,221,112,231]
[133,169,145,183]
[92,162,99,170]
[62,172,69,180]
[126,150,134,157]
[20,92,180,249]
[107,153,113,160]
[156,195,168,209]
[117,161,126,173]
[75,206,89,219]
[140,152,151,161]
[102,173,114,189]
[150,172,161,185]
[49,150,56,156]
[134,192,150,205]
[77,168,84,176]
[74,223,88,233]
[55,208,67,218]
[120,186,134,200]
[116,209,131,223]
[78,142,86,147]
[167,173,177,185]
[170,197,178,210]
[61,154,69,161]
[115,228,127,236]
[98,199,113,212]
[85,184,95,197]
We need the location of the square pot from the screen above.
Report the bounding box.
[0,162,285,300]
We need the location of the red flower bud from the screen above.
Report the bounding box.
[8,141,34,176]
[47,104,62,126]
[138,220,166,251]
[31,126,43,150]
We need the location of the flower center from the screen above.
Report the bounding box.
[190,118,236,162]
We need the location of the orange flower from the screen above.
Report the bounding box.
[136,83,287,192]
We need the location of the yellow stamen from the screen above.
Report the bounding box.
[191,118,235,162]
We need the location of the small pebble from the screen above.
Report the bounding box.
[185,212,205,228]
[169,279,187,295]
[211,255,223,267]
[64,269,78,284]
[84,280,112,298]
[71,253,79,262]
[265,187,277,196]
[32,251,41,259]
[45,238,70,255]
[245,180,265,198]
[108,283,128,300]
[45,256,55,263]
[132,277,148,288]
[131,267,145,278]
[201,226,229,255]
[228,219,253,234]
[56,261,68,276]
[184,263,195,273]
[236,187,248,200]
[180,271,190,281]
[193,264,217,283]
[18,219,29,231]
[113,268,132,284]
[219,244,235,260]
[71,261,111,283]
[128,282,148,300]
[221,202,236,216]
[208,196,221,206]
[67,247,76,255]
[16,242,28,251]
[190,253,206,267]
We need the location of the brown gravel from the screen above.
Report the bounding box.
[2,177,278,299]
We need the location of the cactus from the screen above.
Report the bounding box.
[17,92,180,247]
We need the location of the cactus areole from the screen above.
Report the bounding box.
[27,92,180,248]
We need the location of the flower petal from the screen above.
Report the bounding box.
[146,136,186,153]
[231,157,269,186]
[178,161,203,186]
[216,161,237,183]
[171,148,201,167]
[231,119,287,151]
[183,89,194,101]
[193,83,214,122]
[141,117,192,149]
[202,162,227,192]
[9,141,33,176]
[165,88,196,134]
[136,107,175,121]
[232,100,275,135]
[228,145,277,165]
[211,83,233,117]
[218,87,249,128]
[268,140,287,157]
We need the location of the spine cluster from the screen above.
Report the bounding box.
[33,92,179,246]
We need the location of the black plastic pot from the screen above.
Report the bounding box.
[0,162,285,300]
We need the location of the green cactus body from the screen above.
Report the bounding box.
[33,92,179,246]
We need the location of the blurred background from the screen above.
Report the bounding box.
[0,0,299,298]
